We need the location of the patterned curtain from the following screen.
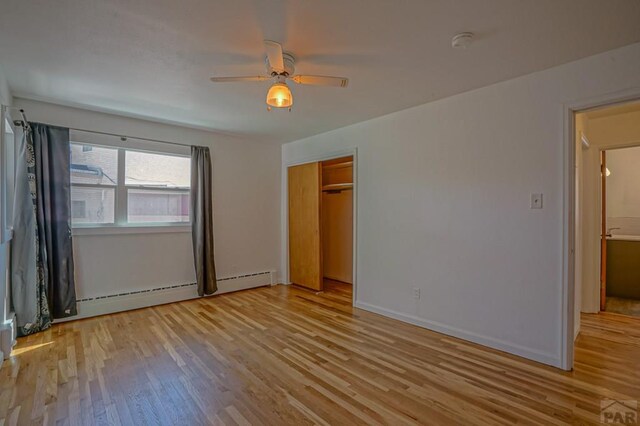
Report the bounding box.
[11,127,51,336]
[11,123,76,337]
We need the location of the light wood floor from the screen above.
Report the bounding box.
[1,282,639,425]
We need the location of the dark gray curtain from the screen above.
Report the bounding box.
[191,146,217,296]
[32,123,77,319]
[12,123,76,336]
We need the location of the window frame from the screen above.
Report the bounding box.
[70,141,192,233]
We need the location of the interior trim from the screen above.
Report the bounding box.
[355,300,560,368]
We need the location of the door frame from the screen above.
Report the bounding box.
[564,88,640,371]
[600,150,607,312]
[283,148,358,304]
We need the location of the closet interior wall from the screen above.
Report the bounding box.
[321,157,353,285]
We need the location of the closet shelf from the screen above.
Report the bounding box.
[322,183,353,191]
[322,161,353,170]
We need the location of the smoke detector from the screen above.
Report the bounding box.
[451,32,474,49]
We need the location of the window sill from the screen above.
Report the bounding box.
[72,224,191,236]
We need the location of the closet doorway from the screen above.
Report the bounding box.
[288,155,354,300]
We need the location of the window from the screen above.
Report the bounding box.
[125,150,190,223]
[127,189,190,223]
[125,150,190,187]
[70,143,190,227]
[70,144,117,224]
[71,200,87,219]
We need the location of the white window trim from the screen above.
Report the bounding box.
[70,140,191,232]
[72,224,190,236]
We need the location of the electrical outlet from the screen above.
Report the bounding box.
[412,288,421,299]
[530,193,543,209]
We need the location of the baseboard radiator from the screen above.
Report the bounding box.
[57,270,275,322]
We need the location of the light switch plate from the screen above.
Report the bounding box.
[412,288,421,299]
[531,193,543,209]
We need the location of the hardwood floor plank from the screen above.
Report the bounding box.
[2,282,640,425]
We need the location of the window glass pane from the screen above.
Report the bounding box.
[70,143,118,185]
[71,186,115,224]
[125,151,190,188]
[128,189,189,223]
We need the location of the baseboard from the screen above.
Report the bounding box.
[323,275,353,284]
[56,271,275,323]
[354,301,560,368]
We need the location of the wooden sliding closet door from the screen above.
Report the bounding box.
[288,162,323,291]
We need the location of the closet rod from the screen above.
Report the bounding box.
[9,107,190,149]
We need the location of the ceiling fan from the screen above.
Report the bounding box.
[210,40,349,111]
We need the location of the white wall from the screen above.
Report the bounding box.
[0,238,7,325]
[0,66,12,360]
[0,65,11,108]
[282,42,640,368]
[15,98,281,304]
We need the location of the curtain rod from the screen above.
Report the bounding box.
[7,106,31,131]
[9,107,190,149]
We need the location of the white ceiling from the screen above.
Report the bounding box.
[1,0,640,143]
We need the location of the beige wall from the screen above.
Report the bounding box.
[574,113,587,337]
[588,109,640,147]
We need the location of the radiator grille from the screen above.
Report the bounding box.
[76,271,272,303]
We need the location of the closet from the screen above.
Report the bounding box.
[321,157,353,285]
[288,156,353,292]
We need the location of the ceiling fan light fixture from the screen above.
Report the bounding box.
[266,82,293,110]
[210,41,348,110]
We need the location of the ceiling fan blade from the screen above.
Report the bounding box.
[290,75,349,88]
[210,76,271,83]
[264,40,285,73]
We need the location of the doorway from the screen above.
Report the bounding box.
[599,145,640,316]
[573,100,640,323]
[287,155,354,302]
